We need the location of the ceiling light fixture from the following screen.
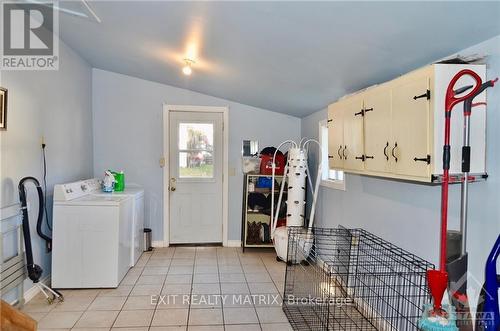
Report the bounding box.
[182,59,195,76]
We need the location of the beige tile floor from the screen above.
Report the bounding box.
[22,247,293,331]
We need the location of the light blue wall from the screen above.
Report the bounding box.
[0,40,93,301]
[301,35,500,312]
[92,69,301,242]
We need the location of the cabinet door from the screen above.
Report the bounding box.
[327,103,344,169]
[343,96,365,171]
[363,86,392,173]
[391,74,431,178]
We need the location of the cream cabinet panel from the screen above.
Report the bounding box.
[328,103,344,169]
[326,64,487,183]
[343,96,365,171]
[363,86,392,173]
[391,72,431,178]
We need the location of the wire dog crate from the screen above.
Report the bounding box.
[283,227,434,330]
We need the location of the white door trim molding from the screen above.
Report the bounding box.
[163,104,229,247]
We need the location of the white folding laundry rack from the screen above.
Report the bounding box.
[270,138,322,261]
[0,204,25,306]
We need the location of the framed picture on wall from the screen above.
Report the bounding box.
[0,87,7,130]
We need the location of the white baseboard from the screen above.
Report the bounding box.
[23,275,51,303]
[226,240,241,248]
[152,240,167,248]
[153,240,241,248]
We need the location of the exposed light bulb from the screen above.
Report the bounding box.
[182,58,195,76]
[182,65,192,76]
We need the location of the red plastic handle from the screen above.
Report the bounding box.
[445,69,482,112]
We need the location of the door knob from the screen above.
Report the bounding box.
[169,178,176,192]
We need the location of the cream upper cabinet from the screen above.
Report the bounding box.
[326,64,487,183]
[328,102,344,169]
[342,95,364,171]
[363,85,392,173]
[391,69,431,179]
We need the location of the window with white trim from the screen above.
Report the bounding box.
[319,120,345,190]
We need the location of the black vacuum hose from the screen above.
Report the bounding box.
[19,177,52,254]
[18,177,64,300]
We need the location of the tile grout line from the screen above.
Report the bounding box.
[263,251,290,328]
[149,247,172,330]
[239,249,264,331]
[186,247,197,330]
[261,252,283,301]
[118,249,152,330]
[216,246,226,331]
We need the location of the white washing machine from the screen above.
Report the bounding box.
[91,182,145,266]
[52,179,133,288]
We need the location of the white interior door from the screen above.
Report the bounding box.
[169,111,223,244]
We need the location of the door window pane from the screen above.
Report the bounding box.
[178,122,215,178]
[179,151,214,178]
[179,123,213,151]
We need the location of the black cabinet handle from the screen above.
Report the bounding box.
[414,155,431,164]
[365,155,374,160]
[383,142,389,161]
[413,89,431,100]
[328,155,334,159]
[337,145,342,158]
[355,107,373,117]
[342,146,347,160]
[391,143,398,162]
[355,155,365,161]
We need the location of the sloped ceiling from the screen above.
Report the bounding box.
[58,1,500,117]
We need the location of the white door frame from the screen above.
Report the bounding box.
[163,104,229,247]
